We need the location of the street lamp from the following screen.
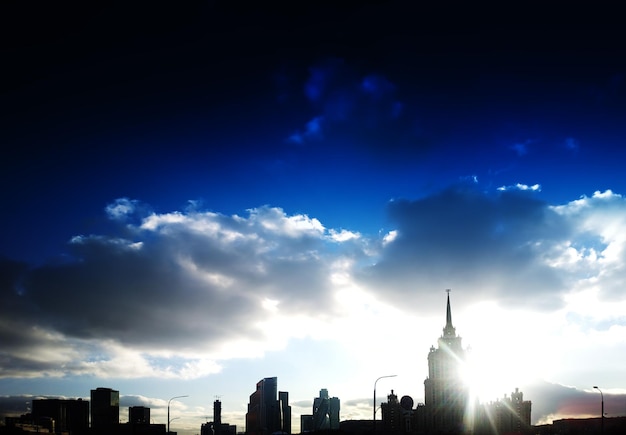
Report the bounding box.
[593,386,604,435]
[168,395,189,433]
[373,375,397,434]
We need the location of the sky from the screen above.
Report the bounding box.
[2,2,626,434]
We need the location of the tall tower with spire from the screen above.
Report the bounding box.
[424,291,470,433]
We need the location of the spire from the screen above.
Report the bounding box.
[446,289,452,326]
[443,289,456,337]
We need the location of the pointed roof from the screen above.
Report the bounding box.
[443,289,456,338]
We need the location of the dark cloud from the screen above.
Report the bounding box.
[524,381,626,423]
[288,58,427,163]
[0,204,353,377]
[0,395,34,418]
[358,186,571,310]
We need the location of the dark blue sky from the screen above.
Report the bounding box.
[3,2,625,264]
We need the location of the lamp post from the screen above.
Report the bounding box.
[168,395,189,434]
[373,375,397,434]
[593,386,604,435]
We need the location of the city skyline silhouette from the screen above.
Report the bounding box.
[2,294,625,434]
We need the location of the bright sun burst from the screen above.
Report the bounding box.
[461,346,534,405]
[457,302,544,404]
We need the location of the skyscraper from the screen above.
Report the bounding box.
[246,377,289,435]
[424,292,469,433]
[90,387,120,431]
[279,391,292,434]
[311,388,340,431]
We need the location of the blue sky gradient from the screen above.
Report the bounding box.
[2,3,626,433]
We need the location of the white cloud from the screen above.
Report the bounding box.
[328,229,360,242]
[497,183,541,192]
[382,229,397,246]
[105,198,138,220]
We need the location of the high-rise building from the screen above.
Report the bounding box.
[310,388,340,431]
[279,391,291,434]
[376,293,531,434]
[246,377,289,435]
[214,399,222,429]
[90,387,120,430]
[424,292,469,434]
[32,398,89,434]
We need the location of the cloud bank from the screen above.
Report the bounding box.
[2,188,626,394]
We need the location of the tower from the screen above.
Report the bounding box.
[279,391,291,434]
[246,377,285,435]
[90,387,119,431]
[424,291,469,433]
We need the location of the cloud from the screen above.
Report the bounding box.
[511,139,533,156]
[357,186,571,310]
[288,60,406,147]
[287,116,325,145]
[524,381,626,424]
[3,188,626,385]
[0,204,364,379]
[105,198,139,220]
[304,59,345,103]
[497,183,541,192]
[460,175,479,184]
[360,75,396,100]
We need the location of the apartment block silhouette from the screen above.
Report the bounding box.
[91,387,120,431]
[32,398,89,434]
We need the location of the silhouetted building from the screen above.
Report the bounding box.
[300,414,313,433]
[4,413,54,433]
[424,292,469,434]
[307,389,339,431]
[339,419,374,434]
[245,377,289,435]
[203,399,236,435]
[119,422,167,435]
[32,398,89,434]
[504,388,531,433]
[381,390,402,433]
[279,391,292,434]
[214,399,222,431]
[129,406,150,425]
[474,388,531,435]
[417,294,533,434]
[381,392,426,434]
[91,387,120,431]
